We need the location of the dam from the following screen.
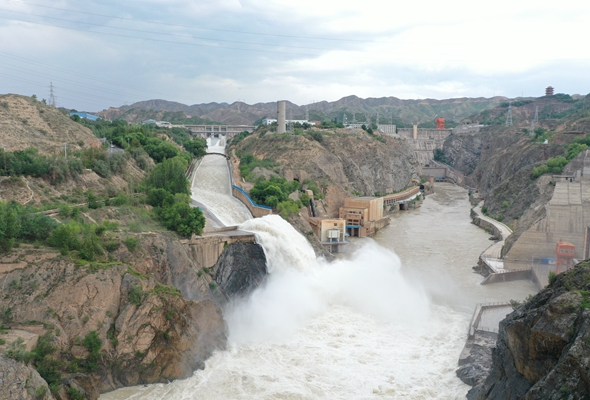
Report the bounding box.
[102,178,537,399]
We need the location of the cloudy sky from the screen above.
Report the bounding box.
[1,0,589,111]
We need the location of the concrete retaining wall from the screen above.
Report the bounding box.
[471,209,503,239]
[480,269,532,285]
[232,185,273,218]
[182,233,256,270]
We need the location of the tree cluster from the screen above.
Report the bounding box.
[532,134,590,179]
[0,201,57,252]
[144,157,205,237]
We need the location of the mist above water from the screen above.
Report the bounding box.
[227,215,430,345]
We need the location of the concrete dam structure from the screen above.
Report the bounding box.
[397,125,453,165]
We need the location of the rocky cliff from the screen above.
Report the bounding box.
[472,260,590,399]
[0,232,267,399]
[233,129,419,217]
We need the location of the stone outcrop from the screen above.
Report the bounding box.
[0,355,54,400]
[213,242,267,298]
[457,331,498,389]
[473,261,590,399]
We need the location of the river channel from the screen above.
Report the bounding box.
[102,183,537,400]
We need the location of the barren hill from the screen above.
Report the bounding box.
[0,94,101,154]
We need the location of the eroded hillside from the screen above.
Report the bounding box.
[232,128,419,217]
[0,94,101,154]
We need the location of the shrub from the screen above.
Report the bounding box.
[124,237,140,252]
[548,271,557,285]
[128,284,144,306]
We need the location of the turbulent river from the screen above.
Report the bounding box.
[102,147,537,399]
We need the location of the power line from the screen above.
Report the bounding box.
[0,7,341,52]
[12,0,383,44]
[0,51,176,99]
[0,14,323,58]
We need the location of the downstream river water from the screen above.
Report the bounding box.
[102,182,537,400]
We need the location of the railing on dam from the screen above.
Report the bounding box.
[382,186,421,205]
[232,185,273,218]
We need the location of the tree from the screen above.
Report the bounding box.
[145,156,189,195]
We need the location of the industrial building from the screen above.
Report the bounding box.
[339,197,390,237]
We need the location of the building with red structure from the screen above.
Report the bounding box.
[545,86,554,96]
[435,117,445,130]
[555,240,575,273]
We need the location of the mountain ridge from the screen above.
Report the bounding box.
[96,95,511,126]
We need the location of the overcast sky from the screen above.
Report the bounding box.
[1,0,589,111]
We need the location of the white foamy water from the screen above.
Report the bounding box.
[190,137,252,226]
[102,185,537,400]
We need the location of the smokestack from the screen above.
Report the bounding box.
[277,100,286,134]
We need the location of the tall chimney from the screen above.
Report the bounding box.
[277,100,286,134]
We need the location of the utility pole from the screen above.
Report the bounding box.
[2,144,6,173]
[64,142,68,162]
[534,106,539,122]
[505,102,513,126]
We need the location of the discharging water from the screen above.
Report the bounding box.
[189,137,252,226]
[102,184,537,400]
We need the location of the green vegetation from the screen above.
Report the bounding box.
[7,333,62,393]
[228,130,252,146]
[78,119,207,164]
[0,201,58,253]
[548,271,557,285]
[81,330,102,372]
[239,153,277,182]
[433,149,452,165]
[128,284,145,306]
[144,157,205,237]
[532,134,590,178]
[47,219,120,261]
[0,147,83,184]
[249,176,303,219]
[66,388,84,400]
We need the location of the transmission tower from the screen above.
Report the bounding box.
[505,102,513,126]
[530,119,535,136]
[343,113,348,126]
[534,106,539,122]
[48,82,56,107]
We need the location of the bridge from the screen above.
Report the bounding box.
[182,124,256,139]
